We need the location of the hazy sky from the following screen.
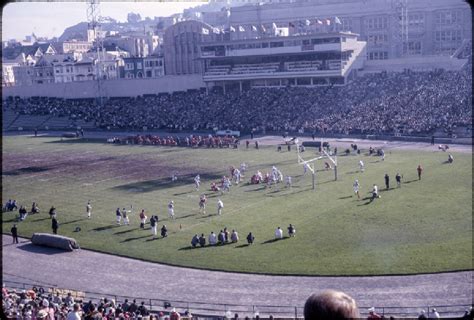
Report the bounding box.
[2,1,206,41]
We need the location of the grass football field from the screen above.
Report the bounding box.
[2,135,472,275]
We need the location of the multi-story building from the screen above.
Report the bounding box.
[2,43,58,86]
[2,62,17,87]
[62,40,93,54]
[119,55,164,79]
[31,54,58,84]
[2,43,57,65]
[11,66,35,86]
[103,34,150,57]
[163,20,216,75]
[53,56,96,83]
[227,0,471,59]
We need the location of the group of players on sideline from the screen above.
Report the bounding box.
[3,62,472,136]
[3,284,473,319]
[6,140,456,248]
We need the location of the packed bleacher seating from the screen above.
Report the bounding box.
[3,65,471,137]
[107,134,239,148]
[3,282,473,319]
[2,283,193,320]
[230,62,280,74]
[285,60,322,72]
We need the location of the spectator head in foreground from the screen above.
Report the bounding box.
[304,290,360,319]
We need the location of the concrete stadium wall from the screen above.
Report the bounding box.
[2,75,206,99]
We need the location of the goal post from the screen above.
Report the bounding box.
[296,139,338,190]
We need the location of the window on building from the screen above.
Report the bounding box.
[137,62,142,69]
[405,41,422,55]
[341,18,352,32]
[408,13,424,27]
[435,10,462,25]
[368,51,388,60]
[366,16,388,30]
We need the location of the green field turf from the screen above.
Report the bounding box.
[2,135,472,275]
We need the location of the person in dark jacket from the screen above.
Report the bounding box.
[11,224,18,244]
[384,173,390,189]
[246,232,255,244]
[52,217,59,234]
[199,233,206,247]
[137,302,148,316]
[160,225,168,238]
[191,234,199,247]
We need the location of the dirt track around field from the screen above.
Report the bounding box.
[2,235,473,315]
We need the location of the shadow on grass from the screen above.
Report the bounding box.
[234,243,250,249]
[197,213,219,219]
[179,245,205,251]
[266,188,285,195]
[31,216,51,222]
[338,195,353,200]
[244,186,267,192]
[404,179,419,184]
[345,171,360,175]
[91,225,121,232]
[178,241,234,251]
[111,172,223,193]
[121,234,150,243]
[3,216,18,223]
[175,213,197,220]
[3,166,50,176]
[145,237,164,242]
[173,191,193,196]
[261,237,289,244]
[60,218,87,225]
[113,228,139,235]
[17,243,65,255]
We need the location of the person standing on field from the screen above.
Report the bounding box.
[168,201,175,219]
[116,207,122,225]
[417,164,423,180]
[353,179,360,199]
[395,172,402,187]
[139,209,147,228]
[86,201,92,219]
[384,173,390,189]
[11,224,18,244]
[122,207,131,225]
[150,215,157,238]
[52,217,59,234]
[217,199,224,215]
[199,194,207,214]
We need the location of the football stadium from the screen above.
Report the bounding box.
[2,0,473,319]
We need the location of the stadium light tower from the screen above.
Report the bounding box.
[87,0,105,106]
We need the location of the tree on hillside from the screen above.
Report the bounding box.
[127,12,142,24]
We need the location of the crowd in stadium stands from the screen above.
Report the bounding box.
[3,64,471,136]
[107,134,239,148]
[3,285,473,320]
[2,285,192,319]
